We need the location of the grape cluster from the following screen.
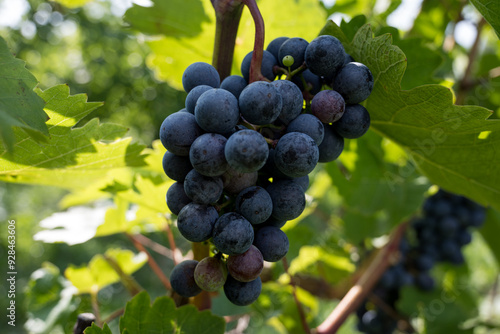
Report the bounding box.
[161,34,374,306]
[356,189,486,333]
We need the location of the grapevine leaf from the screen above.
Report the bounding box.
[141,0,326,90]
[64,248,147,294]
[323,21,500,210]
[470,0,500,39]
[124,0,210,38]
[51,0,95,8]
[325,131,429,242]
[84,323,113,334]
[0,36,48,150]
[0,85,147,189]
[119,291,226,334]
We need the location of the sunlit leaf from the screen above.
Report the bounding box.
[0,85,147,189]
[471,0,500,39]
[0,36,48,150]
[65,248,147,294]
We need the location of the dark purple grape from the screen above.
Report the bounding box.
[332,62,373,104]
[185,85,212,114]
[177,203,218,242]
[239,81,282,125]
[305,35,346,78]
[189,133,228,177]
[253,226,289,262]
[266,36,289,61]
[170,260,202,297]
[272,79,303,124]
[162,152,192,182]
[221,168,258,195]
[310,90,345,124]
[223,275,261,306]
[332,104,370,139]
[235,186,273,225]
[166,182,191,215]
[286,114,324,145]
[183,169,223,204]
[159,111,203,156]
[278,37,309,70]
[225,130,269,173]
[267,180,306,221]
[182,62,220,93]
[213,212,254,256]
[274,132,319,178]
[194,88,240,134]
[318,124,344,162]
[220,75,247,99]
[227,245,264,282]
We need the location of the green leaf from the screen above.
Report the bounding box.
[24,262,78,333]
[65,248,147,294]
[326,131,429,242]
[471,0,500,39]
[0,85,147,189]
[124,0,210,38]
[119,291,226,334]
[84,323,113,334]
[0,36,48,150]
[323,21,500,210]
[143,0,326,90]
[51,0,95,8]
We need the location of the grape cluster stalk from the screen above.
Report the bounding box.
[160,34,374,306]
[356,189,486,333]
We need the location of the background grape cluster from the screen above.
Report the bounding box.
[160,34,374,305]
[356,189,486,333]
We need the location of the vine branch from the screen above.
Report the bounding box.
[241,0,267,82]
[315,222,408,333]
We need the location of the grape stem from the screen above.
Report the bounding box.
[241,0,268,82]
[283,257,312,334]
[192,242,212,310]
[315,222,409,333]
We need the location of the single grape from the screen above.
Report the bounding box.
[225,130,269,173]
[253,226,289,262]
[195,88,240,134]
[332,104,371,139]
[456,229,472,246]
[274,132,319,178]
[241,50,277,82]
[272,79,303,125]
[189,133,228,177]
[266,36,289,61]
[305,35,346,78]
[318,124,344,162]
[183,169,223,204]
[437,216,459,236]
[177,203,218,242]
[239,81,283,125]
[185,85,213,114]
[227,245,264,282]
[344,53,354,65]
[213,212,254,255]
[332,62,373,104]
[282,55,294,67]
[310,90,345,124]
[221,168,258,195]
[291,175,309,192]
[267,180,306,221]
[194,257,227,292]
[162,152,192,182]
[220,75,247,99]
[278,37,309,71]
[182,62,220,93]
[414,254,435,271]
[235,186,273,225]
[170,260,202,297]
[415,272,435,291]
[224,275,262,306]
[159,111,203,156]
[166,182,191,215]
[286,114,325,145]
[261,217,287,229]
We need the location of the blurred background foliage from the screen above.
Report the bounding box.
[0,0,500,333]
